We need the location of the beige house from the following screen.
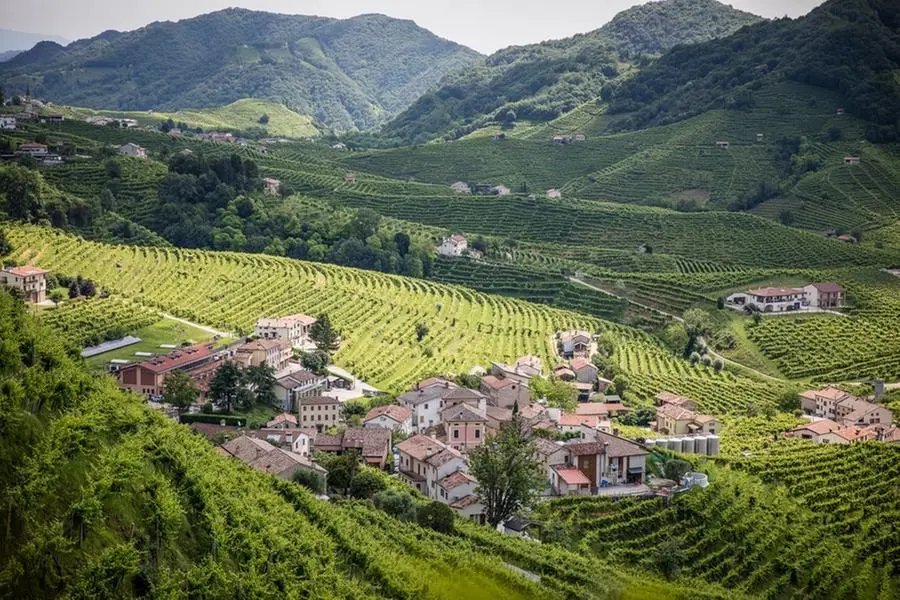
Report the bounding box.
[569,357,598,384]
[397,434,467,498]
[438,234,468,257]
[802,282,845,309]
[255,314,317,349]
[558,330,591,358]
[221,435,327,481]
[0,265,48,303]
[298,395,343,431]
[441,404,488,452]
[788,419,848,444]
[655,403,720,435]
[234,338,292,371]
[798,387,891,429]
[274,369,328,412]
[655,391,698,411]
[364,404,413,435]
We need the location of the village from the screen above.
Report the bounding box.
[2,261,899,529]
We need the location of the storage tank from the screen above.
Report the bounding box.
[681,437,696,454]
[706,435,720,456]
[644,439,657,449]
[694,435,708,456]
[669,437,683,453]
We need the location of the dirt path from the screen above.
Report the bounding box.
[569,276,683,322]
[158,311,236,339]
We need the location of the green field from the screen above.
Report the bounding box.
[54,98,321,138]
[83,316,225,367]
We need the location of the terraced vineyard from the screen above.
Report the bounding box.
[728,441,900,578]
[745,271,900,381]
[38,296,159,347]
[8,226,602,392]
[341,195,894,268]
[535,456,898,600]
[430,257,626,322]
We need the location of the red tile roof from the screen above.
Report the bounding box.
[576,403,610,417]
[481,375,519,390]
[365,404,412,423]
[136,344,216,374]
[792,419,841,436]
[553,466,591,486]
[3,265,48,277]
[746,287,805,298]
[569,357,594,371]
[810,282,844,293]
[438,470,476,491]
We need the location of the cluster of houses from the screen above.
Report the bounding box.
[726,282,845,313]
[86,116,139,128]
[3,141,65,165]
[788,386,899,445]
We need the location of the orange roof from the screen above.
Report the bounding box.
[482,375,519,390]
[553,466,591,486]
[365,404,412,423]
[569,357,594,371]
[559,414,599,427]
[792,419,841,436]
[3,265,48,277]
[746,287,805,298]
[835,426,877,442]
[131,344,215,374]
[576,403,610,417]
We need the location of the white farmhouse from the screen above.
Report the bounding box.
[118,143,147,158]
[255,314,317,349]
[437,234,468,257]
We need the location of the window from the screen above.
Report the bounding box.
[453,429,460,439]
[474,429,481,439]
[424,404,428,410]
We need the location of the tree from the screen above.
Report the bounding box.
[209,362,243,412]
[779,209,795,226]
[530,377,576,411]
[416,501,455,533]
[663,459,691,482]
[0,164,44,220]
[716,296,726,310]
[310,314,340,352]
[415,323,429,342]
[372,489,418,521]
[0,228,11,257]
[244,364,276,406]
[49,290,64,304]
[612,374,630,396]
[163,369,199,413]
[347,208,381,240]
[67,281,79,299]
[712,358,725,372]
[349,470,387,499]
[343,399,368,421]
[777,388,800,412]
[320,450,360,496]
[468,414,545,527]
[80,279,96,298]
[660,323,689,355]
[293,469,325,494]
[650,539,686,580]
[393,231,411,256]
[301,350,330,374]
[258,114,270,125]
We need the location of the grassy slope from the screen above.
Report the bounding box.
[55,99,321,138]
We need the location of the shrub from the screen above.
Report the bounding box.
[293,469,326,494]
[416,501,455,534]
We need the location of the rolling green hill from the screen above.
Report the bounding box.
[0,9,480,131]
[378,0,761,144]
[0,289,744,600]
[607,0,900,140]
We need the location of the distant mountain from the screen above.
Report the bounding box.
[0,9,480,131]
[379,0,761,144]
[0,28,68,53]
[608,0,900,139]
[0,50,20,63]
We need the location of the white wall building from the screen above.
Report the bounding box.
[255,314,317,349]
[437,234,468,257]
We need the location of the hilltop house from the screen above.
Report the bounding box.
[802,282,845,309]
[0,265,48,303]
[263,177,281,195]
[364,404,413,435]
[437,234,468,257]
[255,314,316,349]
[727,287,806,313]
[234,338,292,372]
[118,143,147,158]
[15,142,48,156]
[298,395,343,432]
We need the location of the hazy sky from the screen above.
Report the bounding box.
[6,0,825,54]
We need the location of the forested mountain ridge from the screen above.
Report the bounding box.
[378,0,762,144]
[0,9,481,132]
[607,0,900,139]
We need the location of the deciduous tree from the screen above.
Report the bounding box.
[163,369,199,413]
